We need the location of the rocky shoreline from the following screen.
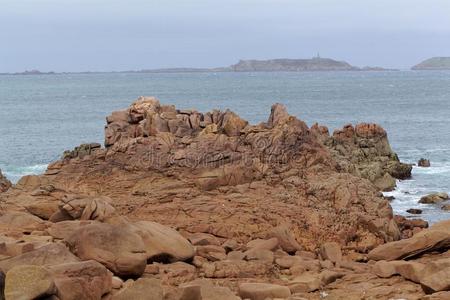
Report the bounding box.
[0,97,448,299]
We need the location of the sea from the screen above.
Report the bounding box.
[1,71,449,223]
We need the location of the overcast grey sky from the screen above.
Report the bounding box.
[1,0,449,72]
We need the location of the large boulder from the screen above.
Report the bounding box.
[368,220,450,261]
[127,221,195,263]
[0,243,80,273]
[4,265,56,300]
[65,222,147,277]
[420,258,450,294]
[48,260,112,300]
[0,211,46,233]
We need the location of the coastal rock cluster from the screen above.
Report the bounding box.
[313,123,412,191]
[0,97,448,299]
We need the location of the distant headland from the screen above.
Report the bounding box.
[0,56,399,75]
[412,57,450,70]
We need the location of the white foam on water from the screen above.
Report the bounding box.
[2,164,48,183]
[386,163,450,224]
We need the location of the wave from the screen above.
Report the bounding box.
[412,163,450,175]
[2,164,48,183]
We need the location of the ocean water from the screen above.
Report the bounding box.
[1,71,449,223]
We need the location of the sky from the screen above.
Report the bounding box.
[1,0,450,72]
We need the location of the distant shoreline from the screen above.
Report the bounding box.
[1,57,402,75]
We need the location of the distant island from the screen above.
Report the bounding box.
[412,57,450,70]
[0,69,56,75]
[1,57,398,75]
[138,57,397,73]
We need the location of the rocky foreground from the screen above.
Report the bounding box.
[0,97,448,299]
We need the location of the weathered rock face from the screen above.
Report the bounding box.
[314,123,412,191]
[0,170,11,193]
[22,98,403,252]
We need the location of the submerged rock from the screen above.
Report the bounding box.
[407,208,423,214]
[418,158,431,167]
[419,192,449,204]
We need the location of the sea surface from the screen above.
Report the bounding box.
[1,71,449,223]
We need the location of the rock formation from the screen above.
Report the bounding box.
[0,97,448,299]
[0,170,11,193]
[312,122,412,191]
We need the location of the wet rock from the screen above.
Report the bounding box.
[239,283,291,300]
[65,222,147,277]
[441,204,450,211]
[5,265,56,300]
[419,193,449,204]
[407,208,423,215]
[418,158,431,168]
